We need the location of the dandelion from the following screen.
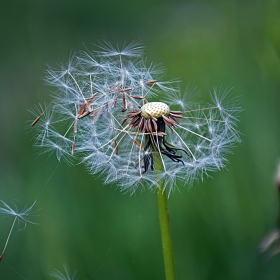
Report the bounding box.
[30,43,240,193]
[0,200,37,261]
[50,264,77,280]
[30,41,241,280]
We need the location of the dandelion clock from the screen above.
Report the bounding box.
[30,41,241,280]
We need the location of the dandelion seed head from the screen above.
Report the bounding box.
[30,41,241,194]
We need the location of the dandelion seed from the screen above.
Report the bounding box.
[0,200,37,261]
[50,264,77,280]
[95,40,144,57]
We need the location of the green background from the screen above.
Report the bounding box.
[1,0,280,279]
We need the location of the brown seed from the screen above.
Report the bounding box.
[112,97,117,108]
[127,110,141,118]
[118,88,132,93]
[121,117,129,126]
[31,114,42,126]
[88,92,98,102]
[121,93,127,112]
[152,119,158,132]
[78,111,91,119]
[108,82,120,92]
[170,110,183,114]
[78,103,87,115]
[145,80,157,85]
[114,140,119,155]
[133,139,144,150]
[170,112,183,118]
[162,115,176,128]
[132,95,148,103]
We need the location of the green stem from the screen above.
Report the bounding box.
[154,150,176,280]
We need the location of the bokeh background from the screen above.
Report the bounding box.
[1,0,280,279]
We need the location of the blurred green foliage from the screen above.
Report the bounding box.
[1,0,280,279]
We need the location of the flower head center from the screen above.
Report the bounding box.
[141,102,170,119]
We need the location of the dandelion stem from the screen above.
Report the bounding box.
[0,215,18,261]
[154,149,176,280]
